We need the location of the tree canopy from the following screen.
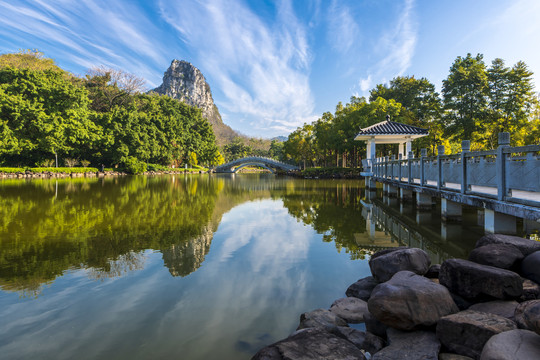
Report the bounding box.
[283,53,538,167]
[0,51,223,169]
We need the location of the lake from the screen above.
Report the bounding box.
[0,174,487,359]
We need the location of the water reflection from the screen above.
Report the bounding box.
[0,175,485,297]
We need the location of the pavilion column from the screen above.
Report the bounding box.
[398,143,405,157]
[406,140,412,155]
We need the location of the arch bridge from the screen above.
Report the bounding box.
[213,156,299,173]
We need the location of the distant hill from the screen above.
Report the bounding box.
[151,59,240,147]
[272,136,288,142]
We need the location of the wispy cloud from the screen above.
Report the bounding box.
[327,0,361,54]
[0,0,166,86]
[358,0,417,93]
[158,0,316,135]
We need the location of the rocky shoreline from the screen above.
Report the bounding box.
[252,234,540,359]
[0,170,207,179]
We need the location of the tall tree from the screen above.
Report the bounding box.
[442,53,488,144]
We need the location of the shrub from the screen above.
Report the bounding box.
[0,167,25,173]
[122,157,147,175]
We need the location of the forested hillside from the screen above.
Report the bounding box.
[0,51,223,170]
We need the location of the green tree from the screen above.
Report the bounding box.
[442,53,488,144]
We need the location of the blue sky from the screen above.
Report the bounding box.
[1,0,539,138]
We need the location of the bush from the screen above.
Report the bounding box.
[30,167,98,173]
[0,167,25,173]
[122,157,147,175]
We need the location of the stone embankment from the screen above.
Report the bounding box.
[0,170,208,179]
[252,234,540,360]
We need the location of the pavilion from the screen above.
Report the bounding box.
[355,115,428,173]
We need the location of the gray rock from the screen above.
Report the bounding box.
[521,278,540,301]
[468,243,523,269]
[436,310,517,359]
[450,292,472,311]
[363,311,388,339]
[330,297,369,324]
[468,300,518,321]
[521,251,540,284]
[330,326,366,349]
[425,264,441,278]
[519,300,540,335]
[476,234,540,257]
[439,354,474,360]
[368,271,458,330]
[369,247,431,283]
[361,331,385,355]
[346,276,379,301]
[439,258,523,300]
[252,327,367,360]
[514,300,540,330]
[480,329,540,360]
[297,309,348,332]
[372,328,440,360]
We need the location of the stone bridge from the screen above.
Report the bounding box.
[213,156,299,173]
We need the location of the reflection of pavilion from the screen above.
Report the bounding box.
[356,191,476,264]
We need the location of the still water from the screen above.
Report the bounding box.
[0,174,483,359]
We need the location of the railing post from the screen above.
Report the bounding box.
[497,132,510,201]
[408,151,413,184]
[398,153,402,182]
[461,140,470,194]
[391,155,395,180]
[437,145,445,190]
[420,149,426,187]
[385,156,389,179]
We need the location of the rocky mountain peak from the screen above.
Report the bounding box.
[152,59,239,146]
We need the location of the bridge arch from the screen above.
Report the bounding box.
[232,162,275,173]
[213,156,299,173]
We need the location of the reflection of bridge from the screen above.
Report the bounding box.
[213,157,299,173]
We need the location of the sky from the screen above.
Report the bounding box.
[1,0,539,138]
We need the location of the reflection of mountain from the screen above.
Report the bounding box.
[162,225,214,277]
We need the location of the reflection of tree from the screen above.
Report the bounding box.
[0,176,223,295]
[280,181,369,260]
[87,251,146,280]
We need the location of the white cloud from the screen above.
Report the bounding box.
[327,0,361,54]
[158,0,316,136]
[357,0,418,94]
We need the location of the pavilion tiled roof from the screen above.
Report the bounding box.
[357,120,428,136]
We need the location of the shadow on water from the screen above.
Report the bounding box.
[0,174,487,297]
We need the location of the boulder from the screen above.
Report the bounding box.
[346,276,379,301]
[361,331,385,355]
[468,243,523,269]
[436,310,517,359]
[425,264,441,278]
[476,234,540,257]
[468,300,518,321]
[363,311,388,339]
[329,297,369,324]
[251,327,367,360]
[480,329,540,360]
[297,309,348,332]
[369,247,431,282]
[521,251,540,284]
[439,354,474,360]
[330,327,365,349]
[514,300,540,330]
[439,259,523,300]
[372,328,440,360]
[368,271,458,330]
[518,300,540,335]
[521,279,540,301]
[450,292,472,311]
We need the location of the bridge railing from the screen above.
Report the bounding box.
[371,133,540,207]
[214,156,299,172]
